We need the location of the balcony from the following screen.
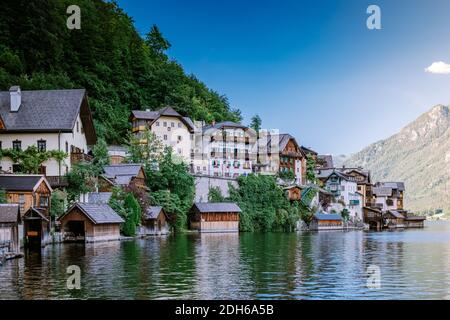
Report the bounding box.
[71,152,93,165]
[46,176,69,187]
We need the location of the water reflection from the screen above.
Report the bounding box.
[1,222,450,299]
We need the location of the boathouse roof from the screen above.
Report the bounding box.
[313,213,343,221]
[0,88,96,145]
[193,202,242,213]
[0,174,52,192]
[103,163,145,186]
[0,204,20,223]
[146,206,165,220]
[60,203,124,225]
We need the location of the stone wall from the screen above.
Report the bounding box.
[194,175,238,202]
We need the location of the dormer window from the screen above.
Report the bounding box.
[12,140,21,151]
[76,121,79,132]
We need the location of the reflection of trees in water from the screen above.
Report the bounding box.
[193,232,252,299]
[238,233,299,298]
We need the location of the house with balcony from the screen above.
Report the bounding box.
[255,132,306,185]
[193,121,256,178]
[372,182,405,211]
[323,170,362,221]
[0,86,96,187]
[130,107,195,166]
[343,168,373,207]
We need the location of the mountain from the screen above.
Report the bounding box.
[345,105,450,214]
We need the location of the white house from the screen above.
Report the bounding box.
[193,121,256,178]
[130,107,195,166]
[324,170,362,221]
[0,86,97,187]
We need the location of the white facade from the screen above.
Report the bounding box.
[193,125,255,178]
[0,113,88,176]
[374,196,398,211]
[149,115,193,164]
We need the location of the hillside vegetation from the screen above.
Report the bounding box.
[0,0,241,143]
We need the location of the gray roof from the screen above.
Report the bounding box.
[202,121,249,132]
[372,187,393,197]
[0,204,20,223]
[146,206,164,220]
[314,213,343,221]
[103,164,144,186]
[317,155,334,168]
[88,192,112,204]
[131,106,195,132]
[0,88,96,144]
[315,168,335,179]
[193,202,242,213]
[376,182,405,191]
[0,175,49,191]
[301,146,318,156]
[386,210,405,219]
[61,203,124,224]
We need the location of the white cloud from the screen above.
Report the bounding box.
[425,61,450,74]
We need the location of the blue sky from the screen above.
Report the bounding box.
[117,0,450,155]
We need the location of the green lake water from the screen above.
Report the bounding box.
[1,221,450,300]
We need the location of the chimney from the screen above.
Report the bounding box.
[145,108,150,112]
[9,86,21,112]
[211,120,216,126]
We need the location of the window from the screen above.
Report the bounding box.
[171,122,175,127]
[76,121,79,132]
[37,140,46,152]
[156,121,160,126]
[177,148,182,154]
[163,122,167,127]
[39,196,49,207]
[167,127,171,132]
[38,165,46,175]
[163,135,168,140]
[12,164,22,173]
[65,142,69,153]
[341,185,345,191]
[178,135,182,142]
[12,140,21,151]
[0,141,2,150]
[19,194,25,212]
[178,123,182,128]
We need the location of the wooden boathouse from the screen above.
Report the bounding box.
[0,204,21,255]
[140,206,169,236]
[58,203,124,242]
[309,212,343,231]
[189,202,241,233]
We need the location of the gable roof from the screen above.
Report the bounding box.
[0,88,96,145]
[192,202,242,213]
[372,187,393,197]
[375,182,405,191]
[23,207,49,222]
[313,212,343,221]
[103,164,145,186]
[317,155,334,168]
[0,204,20,223]
[301,146,318,156]
[0,174,52,192]
[386,210,405,219]
[130,106,195,132]
[325,170,356,183]
[145,206,166,220]
[88,192,113,204]
[59,203,124,224]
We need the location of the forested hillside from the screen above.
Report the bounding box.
[0,0,241,143]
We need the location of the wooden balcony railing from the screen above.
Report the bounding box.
[71,152,93,165]
[46,176,69,187]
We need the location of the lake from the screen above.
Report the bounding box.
[1,221,450,300]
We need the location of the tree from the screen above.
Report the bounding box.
[124,192,142,226]
[65,162,97,203]
[91,138,110,173]
[306,154,317,184]
[145,25,171,56]
[50,189,67,218]
[126,129,164,167]
[341,208,350,222]
[229,174,300,232]
[0,189,6,203]
[208,186,225,203]
[249,114,262,133]
[0,146,66,174]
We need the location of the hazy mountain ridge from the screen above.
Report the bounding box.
[345,105,450,214]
